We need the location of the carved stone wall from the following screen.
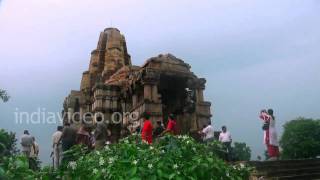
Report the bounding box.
[63,28,212,141]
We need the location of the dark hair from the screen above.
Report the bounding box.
[207,121,211,125]
[57,126,63,131]
[222,126,226,130]
[169,114,175,120]
[144,112,151,120]
[24,130,29,135]
[261,109,267,113]
[267,109,275,120]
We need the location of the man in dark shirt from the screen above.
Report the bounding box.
[94,122,108,150]
[153,121,164,138]
[60,123,77,152]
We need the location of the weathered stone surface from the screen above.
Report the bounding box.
[63,28,212,141]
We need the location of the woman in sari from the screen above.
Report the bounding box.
[260,109,280,160]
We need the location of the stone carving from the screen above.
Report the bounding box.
[62,28,212,142]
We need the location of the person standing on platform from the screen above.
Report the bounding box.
[141,112,153,144]
[61,123,77,152]
[20,130,33,157]
[266,109,280,160]
[94,122,108,150]
[29,136,39,170]
[153,121,164,138]
[161,114,177,135]
[52,126,63,169]
[219,126,232,161]
[201,121,215,143]
[76,125,93,149]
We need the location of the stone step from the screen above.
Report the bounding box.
[262,167,320,177]
[249,158,320,180]
[249,158,320,168]
[276,172,320,180]
[252,161,320,171]
[249,159,320,170]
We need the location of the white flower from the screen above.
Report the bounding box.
[182,135,189,140]
[124,139,129,144]
[99,157,105,166]
[149,146,154,150]
[93,168,98,174]
[68,161,77,170]
[104,145,110,151]
[186,140,191,144]
[192,147,196,151]
[108,157,115,164]
[240,163,245,168]
[226,172,230,177]
[161,150,165,154]
[106,141,110,145]
[148,163,153,169]
[173,164,178,169]
[95,151,101,155]
[101,168,106,174]
[132,160,138,165]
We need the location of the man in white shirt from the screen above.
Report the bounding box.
[202,121,214,143]
[52,126,63,169]
[219,126,232,161]
[20,130,34,157]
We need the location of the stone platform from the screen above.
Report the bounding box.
[248,158,320,180]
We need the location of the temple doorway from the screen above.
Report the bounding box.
[159,75,191,133]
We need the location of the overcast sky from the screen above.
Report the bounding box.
[1,0,320,164]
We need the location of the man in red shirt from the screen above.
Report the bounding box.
[162,114,177,135]
[141,112,153,144]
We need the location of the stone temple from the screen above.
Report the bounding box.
[62,27,212,142]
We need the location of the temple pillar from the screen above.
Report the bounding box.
[144,85,152,101]
[132,94,138,107]
[151,85,159,102]
[67,108,74,122]
[197,89,204,102]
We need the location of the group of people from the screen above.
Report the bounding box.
[20,130,39,169]
[21,109,278,170]
[141,112,234,161]
[140,113,177,144]
[259,108,279,160]
[51,122,99,169]
[199,122,233,160]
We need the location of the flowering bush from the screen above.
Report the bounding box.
[39,134,251,179]
[0,155,35,180]
[1,135,252,179]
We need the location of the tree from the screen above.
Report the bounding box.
[232,142,251,161]
[0,129,18,158]
[0,89,10,102]
[280,117,320,159]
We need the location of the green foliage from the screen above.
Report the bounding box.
[280,117,320,159]
[0,135,252,179]
[206,140,227,160]
[0,89,10,102]
[0,129,18,158]
[232,142,251,161]
[40,134,251,179]
[0,155,35,180]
